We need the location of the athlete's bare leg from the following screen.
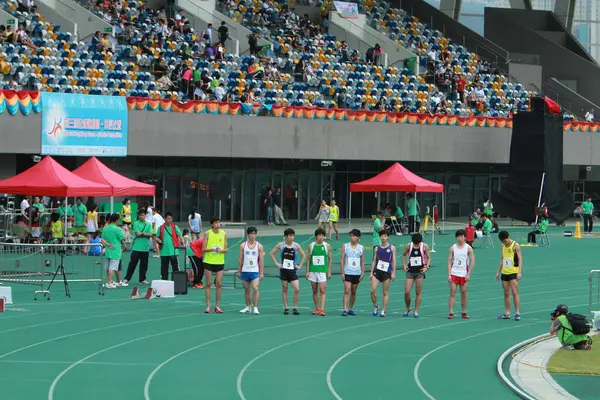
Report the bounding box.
[404,278,415,311]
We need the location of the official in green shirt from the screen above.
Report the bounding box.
[32,196,45,212]
[100,213,126,288]
[124,209,154,284]
[72,197,87,229]
[406,194,420,233]
[482,215,492,235]
[373,213,384,247]
[57,201,73,218]
[582,197,594,234]
[157,212,183,280]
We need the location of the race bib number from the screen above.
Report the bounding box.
[503,258,514,268]
[125,214,131,219]
[454,256,467,271]
[243,257,257,271]
[312,255,325,266]
[376,260,389,272]
[409,257,423,267]
[282,259,295,270]
[213,245,222,251]
[348,257,360,269]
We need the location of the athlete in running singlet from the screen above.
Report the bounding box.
[328,199,340,240]
[447,229,475,319]
[496,230,523,320]
[401,233,430,318]
[340,229,364,316]
[270,228,306,315]
[369,230,396,318]
[237,226,264,315]
[202,217,228,314]
[306,228,332,316]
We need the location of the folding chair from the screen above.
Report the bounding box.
[536,232,550,247]
[481,234,494,248]
[389,216,402,235]
[368,215,376,232]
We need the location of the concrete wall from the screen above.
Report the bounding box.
[484,8,600,115]
[392,0,510,70]
[39,0,114,40]
[508,63,542,92]
[0,9,16,30]
[1,110,599,166]
[35,0,77,37]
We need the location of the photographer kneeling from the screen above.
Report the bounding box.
[550,304,592,350]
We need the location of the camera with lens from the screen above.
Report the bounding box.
[550,304,568,320]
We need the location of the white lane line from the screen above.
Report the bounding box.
[143,319,321,400]
[413,323,539,399]
[0,360,158,367]
[49,317,279,400]
[325,302,588,400]
[0,303,199,360]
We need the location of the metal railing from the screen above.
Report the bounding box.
[589,269,600,324]
[0,242,104,299]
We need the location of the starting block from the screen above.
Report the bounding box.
[0,286,13,305]
[129,287,157,300]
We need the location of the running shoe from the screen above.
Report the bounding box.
[193,283,204,289]
[104,282,116,289]
[448,313,455,319]
[319,310,326,316]
[461,313,470,319]
[239,307,250,314]
[122,279,129,285]
[380,311,386,318]
[342,310,349,316]
[293,308,300,315]
[312,308,321,315]
[117,281,129,287]
[215,307,224,314]
[498,313,511,319]
[140,280,151,285]
[253,307,260,315]
[515,314,521,321]
[336,234,339,240]
[348,310,357,316]
[372,305,379,316]
[414,313,420,319]
[283,308,290,315]
[204,307,212,314]
[402,309,412,317]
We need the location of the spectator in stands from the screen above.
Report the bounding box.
[193,82,206,100]
[0,25,6,43]
[214,83,226,102]
[585,109,595,122]
[248,32,259,56]
[366,44,382,66]
[4,25,13,43]
[266,62,281,81]
[204,23,214,46]
[152,58,169,79]
[340,41,349,62]
[14,23,37,50]
[336,89,348,109]
[456,74,467,103]
[218,21,229,45]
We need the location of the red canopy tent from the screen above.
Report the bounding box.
[349,163,445,250]
[0,156,112,197]
[350,163,444,193]
[72,157,155,196]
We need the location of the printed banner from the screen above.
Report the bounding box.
[333,1,359,19]
[41,92,128,157]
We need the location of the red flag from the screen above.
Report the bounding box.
[544,97,562,114]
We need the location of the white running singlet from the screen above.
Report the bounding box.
[450,244,470,277]
[241,241,260,272]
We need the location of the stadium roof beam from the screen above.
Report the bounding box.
[554,0,576,31]
[439,0,462,20]
[508,0,533,9]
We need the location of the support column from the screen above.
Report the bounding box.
[439,0,462,21]
[508,0,533,9]
[554,0,576,32]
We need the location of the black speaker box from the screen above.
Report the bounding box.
[173,271,188,295]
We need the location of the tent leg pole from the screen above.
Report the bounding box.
[431,205,436,253]
[348,192,352,229]
[153,195,155,208]
[534,173,546,226]
[414,191,417,234]
[110,197,114,214]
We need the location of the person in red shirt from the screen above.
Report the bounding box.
[465,222,476,247]
[456,75,467,103]
[189,236,205,289]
